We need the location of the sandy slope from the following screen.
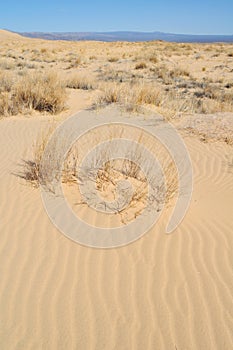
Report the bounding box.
[0,30,28,41]
[0,101,233,349]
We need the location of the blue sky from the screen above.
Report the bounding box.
[1,0,233,34]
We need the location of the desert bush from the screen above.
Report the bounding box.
[0,72,17,116]
[0,59,15,70]
[95,84,122,106]
[169,67,190,78]
[0,71,14,92]
[21,126,55,186]
[22,127,178,225]
[108,57,119,62]
[132,85,163,105]
[95,78,233,117]
[149,56,158,64]
[95,83,164,110]
[21,124,80,187]
[66,57,82,69]
[0,92,18,117]
[0,71,66,117]
[135,62,147,69]
[65,73,95,90]
[14,71,66,113]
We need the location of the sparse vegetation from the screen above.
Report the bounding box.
[149,56,158,64]
[108,57,119,62]
[135,62,147,69]
[0,36,232,121]
[21,126,178,223]
[65,73,95,90]
[0,71,66,116]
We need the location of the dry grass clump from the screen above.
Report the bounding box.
[135,62,147,70]
[20,127,53,186]
[21,125,80,187]
[20,125,73,187]
[0,71,17,116]
[65,73,95,90]
[0,71,14,92]
[21,123,178,224]
[66,57,82,69]
[149,56,158,64]
[95,83,166,112]
[95,84,123,106]
[151,65,191,84]
[80,144,178,221]
[193,85,233,112]
[89,55,97,60]
[0,71,66,117]
[15,72,66,113]
[170,67,190,78]
[0,59,15,70]
[94,78,233,118]
[0,92,18,117]
[108,57,119,62]
[132,85,163,105]
[94,82,176,115]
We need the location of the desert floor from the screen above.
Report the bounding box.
[0,30,233,349]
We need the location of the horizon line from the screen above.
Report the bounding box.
[3,28,233,36]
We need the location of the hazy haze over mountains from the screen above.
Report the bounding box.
[17,31,233,42]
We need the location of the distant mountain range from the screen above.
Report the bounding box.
[17,31,233,43]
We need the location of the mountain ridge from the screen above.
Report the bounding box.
[15,30,233,43]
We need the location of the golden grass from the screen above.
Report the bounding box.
[0,71,66,117]
[135,62,147,69]
[22,126,178,224]
[0,37,233,119]
[65,73,95,90]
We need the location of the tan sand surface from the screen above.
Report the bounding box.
[0,31,233,349]
[0,98,233,349]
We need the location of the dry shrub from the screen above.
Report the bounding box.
[149,56,158,64]
[67,57,82,69]
[89,55,97,60]
[0,72,17,116]
[94,80,233,118]
[65,73,95,90]
[22,123,178,225]
[135,62,147,70]
[0,71,14,92]
[95,82,164,112]
[193,86,233,112]
[170,67,190,78]
[81,144,178,221]
[150,65,172,84]
[21,125,79,187]
[95,84,122,106]
[21,127,54,186]
[108,57,119,62]
[0,71,66,117]
[132,85,163,105]
[0,59,15,70]
[0,92,18,117]
[14,71,66,113]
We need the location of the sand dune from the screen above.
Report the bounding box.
[0,29,28,41]
[0,100,233,349]
[0,30,233,349]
